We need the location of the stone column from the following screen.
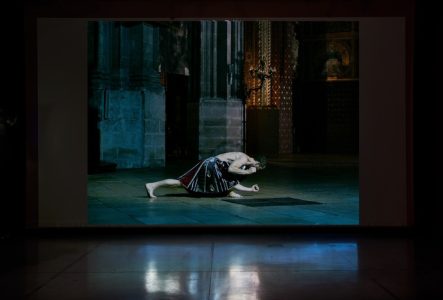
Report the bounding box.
[117,24,130,89]
[91,22,165,169]
[227,21,245,154]
[199,21,244,158]
[140,23,165,167]
[229,21,245,100]
[122,23,165,168]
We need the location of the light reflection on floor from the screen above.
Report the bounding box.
[4,234,433,300]
[135,242,357,298]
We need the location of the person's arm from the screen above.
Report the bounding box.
[233,183,260,192]
[228,157,257,175]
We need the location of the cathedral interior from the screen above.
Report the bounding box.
[87,21,360,225]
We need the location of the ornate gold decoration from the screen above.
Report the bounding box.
[245,21,275,106]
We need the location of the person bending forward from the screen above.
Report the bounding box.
[145,152,264,198]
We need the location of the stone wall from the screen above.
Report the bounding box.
[100,90,144,168]
[326,80,359,153]
[199,21,244,158]
[89,20,246,166]
[199,99,243,158]
[143,87,165,167]
[88,21,165,169]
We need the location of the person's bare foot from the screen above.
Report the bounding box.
[145,183,157,198]
[228,191,242,198]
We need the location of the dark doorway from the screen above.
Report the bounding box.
[246,107,279,156]
[293,22,359,154]
[165,73,190,161]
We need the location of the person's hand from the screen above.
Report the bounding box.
[252,184,259,192]
[248,167,257,174]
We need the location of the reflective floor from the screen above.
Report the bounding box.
[88,155,359,225]
[1,233,441,299]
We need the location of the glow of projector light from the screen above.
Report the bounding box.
[144,263,199,295]
[187,274,198,295]
[226,265,260,300]
[144,262,180,294]
[219,243,358,269]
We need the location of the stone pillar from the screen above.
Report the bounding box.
[128,24,150,88]
[89,22,165,169]
[142,85,165,167]
[229,21,245,100]
[140,23,165,167]
[117,24,130,89]
[227,21,245,154]
[199,21,244,158]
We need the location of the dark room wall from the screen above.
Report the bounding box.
[413,2,440,237]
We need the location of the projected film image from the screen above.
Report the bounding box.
[87,21,359,225]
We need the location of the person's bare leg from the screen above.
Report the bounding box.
[233,183,260,192]
[228,191,243,198]
[145,179,181,198]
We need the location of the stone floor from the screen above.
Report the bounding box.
[88,155,359,225]
[2,233,442,299]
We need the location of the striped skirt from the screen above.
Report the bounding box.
[177,157,241,196]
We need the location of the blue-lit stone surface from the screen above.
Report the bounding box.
[89,21,166,169]
[88,156,359,225]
